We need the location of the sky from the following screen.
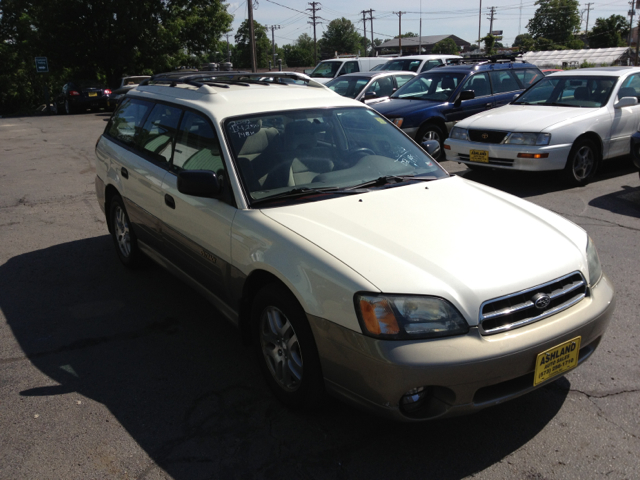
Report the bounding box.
[226,0,632,49]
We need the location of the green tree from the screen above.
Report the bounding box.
[395,32,418,38]
[318,18,363,58]
[431,38,459,55]
[283,33,315,67]
[588,15,630,48]
[234,20,271,69]
[482,34,498,56]
[526,0,581,45]
[513,33,534,51]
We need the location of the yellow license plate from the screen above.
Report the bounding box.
[469,149,489,163]
[88,92,98,97]
[534,336,581,386]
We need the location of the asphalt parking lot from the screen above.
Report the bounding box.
[1,113,639,480]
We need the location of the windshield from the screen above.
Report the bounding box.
[325,76,370,98]
[310,61,342,78]
[513,76,617,108]
[391,72,466,101]
[224,107,448,203]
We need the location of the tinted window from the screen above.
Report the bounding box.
[462,72,491,97]
[366,76,395,98]
[515,68,543,87]
[137,104,182,163]
[395,74,414,88]
[106,98,154,147]
[619,73,640,100]
[326,77,370,98]
[173,111,225,175]
[489,70,521,94]
[391,72,466,101]
[419,60,442,72]
[380,59,421,72]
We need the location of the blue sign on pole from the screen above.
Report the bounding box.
[35,57,49,73]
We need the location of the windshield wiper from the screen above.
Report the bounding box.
[346,174,439,190]
[250,186,366,206]
[544,102,581,107]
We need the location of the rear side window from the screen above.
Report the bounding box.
[137,104,183,163]
[343,61,360,74]
[173,111,225,176]
[106,98,153,146]
[515,68,543,87]
[489,70,521,93]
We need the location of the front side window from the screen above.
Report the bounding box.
[618,74,640,100]
[173,111,225,176]
[419,60,442,72]
[224,107,448,203]
[513,76,616,108]
[343,61,360,74]
[462,72,491,97]
[380,59,420,72]
[106,97,154,147]
[309,61,342,78]
[392,72,466,101]
[137,103,182,163]
[395,75,414,88]
[366,76,395,98]
[489,70,521,93]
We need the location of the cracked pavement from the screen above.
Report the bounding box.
[1,114,639,479]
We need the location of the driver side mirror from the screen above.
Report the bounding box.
[177,170,222,198]
[363,91,377,102]
[454,90,475,107]
[421,140,441,159]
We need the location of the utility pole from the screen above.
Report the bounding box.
[268,25,281,69]
[307,2,321,65]
[477,0,482,52]
[225,31,233,64]
[248,0,257,72]
[584,2,594,33]
[629,1,635,45]
[393,11,406,55]
[487,6,497,36]
[361,10,368,56]
[368,10,375,56]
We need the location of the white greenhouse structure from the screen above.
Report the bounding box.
[521,48,632,68]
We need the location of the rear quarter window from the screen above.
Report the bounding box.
[106,98,154,147]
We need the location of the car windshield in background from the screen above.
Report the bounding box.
[513,76,617,108]
[391,72,466,101]
[325,76,370,98]
[309,62,341,78]
[224,107,447,203]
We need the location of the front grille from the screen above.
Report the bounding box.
[479,272,587,335]
[469,130,508,144]
[459,153,514,167]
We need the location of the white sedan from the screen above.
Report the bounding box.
[444,67,640,185]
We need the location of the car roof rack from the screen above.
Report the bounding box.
[141,71,324,90]
[445,53,525,66]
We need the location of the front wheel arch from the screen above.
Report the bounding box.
[564,134,602,186]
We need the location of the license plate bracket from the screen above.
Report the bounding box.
[534,336,581,386]
[469,149,489,163]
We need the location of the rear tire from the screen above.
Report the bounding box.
[251,283,324,409]
[564,138,598,186]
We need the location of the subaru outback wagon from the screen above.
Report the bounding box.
[94,72,614,421]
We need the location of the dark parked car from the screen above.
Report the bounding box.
[372,59,544,159]
[111,76,151,104]
[55,81,113,114]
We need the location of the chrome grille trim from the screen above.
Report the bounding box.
[479,272,587,335]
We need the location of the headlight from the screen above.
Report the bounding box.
[355,294,469,340]
[449,127,469,141]
[586,236,603,286]
[392,118,404,128]
[503,132,551,146]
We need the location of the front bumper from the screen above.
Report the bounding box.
[445,138,572,171]
[309,274,614,421]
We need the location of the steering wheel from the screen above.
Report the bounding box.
[350,147,375,157]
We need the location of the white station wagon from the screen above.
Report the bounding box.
[445,67,640,185]
[94,72,614,421]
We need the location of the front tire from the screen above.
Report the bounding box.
[109,196,142,268]
[64,99,75,115]
[416,124,445,161]
[564,138,598,186]
[251,283,324,409]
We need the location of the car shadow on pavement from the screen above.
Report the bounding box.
[449,156,638,198]
[1,236,570,479]
[589,184,640,219]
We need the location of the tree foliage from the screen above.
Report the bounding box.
[513,33,534,51]
[234,20,271,69]
[318,18,363,58]
[0,0,232,115]
[526,0,581,45]
[283,34,315,67]
[588,15,630,48]
[431,38,459,55]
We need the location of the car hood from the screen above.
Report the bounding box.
[458,104,597,131]
[373,98,442,116]
[260,176,588,324]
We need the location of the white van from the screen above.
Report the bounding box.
[377,54,462,73]
[309,56,391,84]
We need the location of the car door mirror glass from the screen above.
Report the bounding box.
[177,170,221,198]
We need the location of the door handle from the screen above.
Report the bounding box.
[120,167,128,179]
[164,194,175,209]
[486,103,494,107]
